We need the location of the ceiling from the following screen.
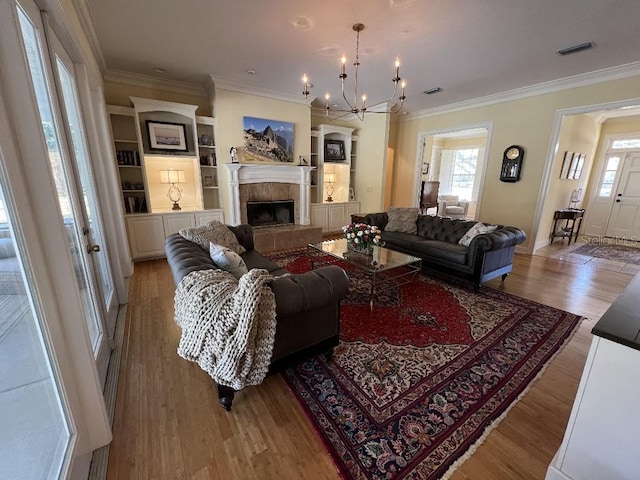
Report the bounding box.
[85,0,640,114]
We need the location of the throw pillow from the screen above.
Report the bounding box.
[209,242,248,279]
[180,220,246,254]
[458,222,498,247]
[385,207,419,234]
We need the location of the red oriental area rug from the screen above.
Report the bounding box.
[268,249,582,480]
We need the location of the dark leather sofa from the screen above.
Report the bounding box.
[165,224,349,410]
[364,213,526,288]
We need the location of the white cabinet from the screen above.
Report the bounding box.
[163,213,196,236]
[125,210,225,260]
[311,201,360,233]
[125,215,165,259]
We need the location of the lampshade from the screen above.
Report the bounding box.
[159,170,185,184]
[324,173,336,184]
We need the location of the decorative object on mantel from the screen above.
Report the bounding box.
[499,145,524,182]
[159,169,185,210]
[342,223,383,254]
[229,146,238,164]
[324,173,336,202]
[242,116,294,163]
[298,155,308,166]
[300,23,406,121]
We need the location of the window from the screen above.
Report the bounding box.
[450,148,478,200]
[611,138,640,149]
[599,155,620,197]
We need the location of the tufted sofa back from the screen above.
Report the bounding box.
[417,215,482,243]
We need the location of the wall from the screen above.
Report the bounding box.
[214,88,311,223]
[392,76,640,251]
[356,113,391,213]
[534,114,599,249]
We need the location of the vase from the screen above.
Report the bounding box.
[347,243,374,256]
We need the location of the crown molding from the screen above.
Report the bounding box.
[71,0,107,73]
[103,69,209,97]
[209,75,307,105]
[402,62,640,123]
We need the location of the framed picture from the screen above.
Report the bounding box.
[560,151,573,179]
[571,154,586,179]
[147,121,187,151]
[324,139,345,162]
[203,175,215,187]
[243,116,294,163]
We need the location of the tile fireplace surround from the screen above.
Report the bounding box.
[224,164,321,252]
[224,164,315,226]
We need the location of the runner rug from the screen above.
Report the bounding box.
[570,242,640,265]
[268,249,582,480]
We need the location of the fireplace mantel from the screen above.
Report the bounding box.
[224,164,316,225]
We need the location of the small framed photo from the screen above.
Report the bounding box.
[147,121,187,151]
[203,175,215,187]
[324,139,345,161]
[571,154,586,179]
[560,151,573,179]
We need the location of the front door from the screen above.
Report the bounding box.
[605,152,640,240]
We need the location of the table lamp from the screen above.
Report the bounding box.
[160,169,185,210]
[324,173,336,202]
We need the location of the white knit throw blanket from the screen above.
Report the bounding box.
[174,268,277,390]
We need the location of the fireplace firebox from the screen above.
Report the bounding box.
[247,200,294,227]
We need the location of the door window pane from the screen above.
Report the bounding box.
[599,156,620,197]
[56,57,113,310]
[0,187,71,479]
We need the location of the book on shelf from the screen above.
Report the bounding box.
[124,195,147,213]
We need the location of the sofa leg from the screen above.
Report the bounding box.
[216,383,236,411]
[501,273,509,282]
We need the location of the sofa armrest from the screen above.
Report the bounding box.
[363,212,389,230]
[270,265,349,318]
[227,224,255,251]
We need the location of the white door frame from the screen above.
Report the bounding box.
[415,122,493,219]
[531,97,640,252]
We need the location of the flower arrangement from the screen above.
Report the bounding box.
[342,223,384,252]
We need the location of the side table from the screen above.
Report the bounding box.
[550,209,585,245]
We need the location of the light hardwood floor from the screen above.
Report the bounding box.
[106,253,632,480]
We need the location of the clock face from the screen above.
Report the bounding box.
[506,147,520,160]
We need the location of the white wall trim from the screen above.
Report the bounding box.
[104,69,208,97]
[70,0,107,74]
[401,62,640,123]
[210,74,308,105]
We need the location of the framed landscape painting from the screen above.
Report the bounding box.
[243,116,294,163]
[147,121,187,151]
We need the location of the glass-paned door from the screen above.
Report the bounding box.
[0,182,71,479]
[16,4,110,377]
[53,38,118,339]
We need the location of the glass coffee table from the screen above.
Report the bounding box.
[308,238,422,310]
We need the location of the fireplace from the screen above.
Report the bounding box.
[247,200,295,227]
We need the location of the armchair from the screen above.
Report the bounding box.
[438,195,470,219]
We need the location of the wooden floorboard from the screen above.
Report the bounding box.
[106,252,632,480]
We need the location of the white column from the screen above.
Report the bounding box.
[224,164,242,225]
[298,166,315,225]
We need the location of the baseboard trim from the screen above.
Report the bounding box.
[545,465,574,480]
[88,303,129,480]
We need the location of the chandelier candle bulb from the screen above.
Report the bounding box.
[395,58,400,79]
[361,95,366,109]
[340,55,347,77]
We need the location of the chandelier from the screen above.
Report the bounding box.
[301,23,406,121]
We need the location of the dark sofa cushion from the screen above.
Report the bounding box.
[241,250,287,276]
[416,216,478,243]
[410,240,468,265]
[381,231,419,251]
